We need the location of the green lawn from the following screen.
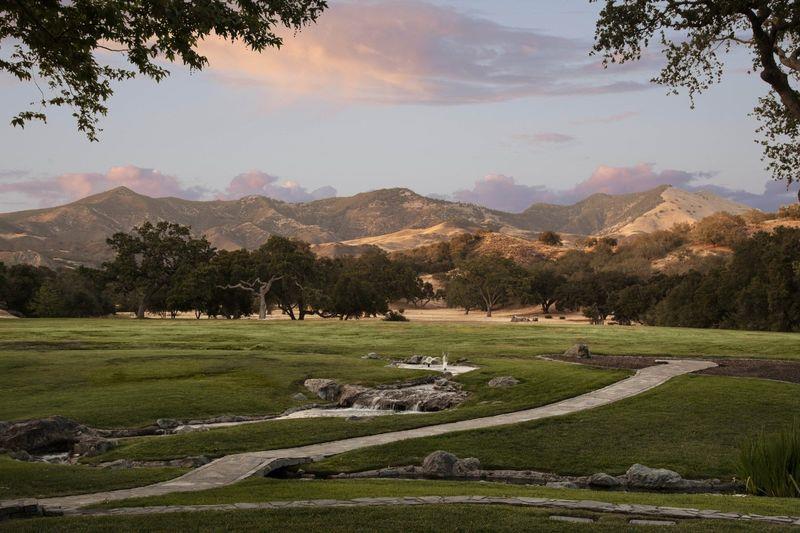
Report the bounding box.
[96,477,800,518]
[0,455,185,499]
[0,505,783,532]
[310,375,800,480]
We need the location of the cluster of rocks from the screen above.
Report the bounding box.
[96,455,211,470]
[510,316,538,323]
[487,376,520,388]
[304,376,468,412]
[401,354,442,366]
[564,343,591,359]
[332,452,739,493]
[0,416,115,461]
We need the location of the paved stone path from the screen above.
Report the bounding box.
[55,496,800,526]
[38,359,715,511]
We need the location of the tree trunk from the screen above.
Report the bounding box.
[136,299,146,319]
[258,289,268,320]
[486,308,492,317]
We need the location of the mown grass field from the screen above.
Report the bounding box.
[311,375,800,480]
[1,318,799,512]
[0,505,786,532]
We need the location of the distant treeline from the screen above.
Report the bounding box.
[1,217,799,332]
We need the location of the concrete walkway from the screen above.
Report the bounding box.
[58,495,800,526]
[39,359,715,511]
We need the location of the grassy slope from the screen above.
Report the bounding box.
[0,456,184,499]
[98,477,800,518]
[1,506,781,533]
[311,375,800,480]
[86,358,624,462]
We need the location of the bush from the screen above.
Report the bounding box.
[778,203,800,220]
[538,231,562,246]
[739,422,800,498]
[690,212,748,247]
[383,310,409,322]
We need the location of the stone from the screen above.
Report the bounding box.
[72,437,115,457]
[453,457,481,475]
[587,472,621,488]
[629,519,677,526]
[487,376,520,388]
[362,353,381,360]
[545,481,580,489]
[0,416,86,453]
[421,450,459,475]
[303,379,341,402]
[103,459,133,470]
[564,343,591,358]
[626,464,683,489]
[156,418,179,430]
[291,393,307,401]
[404,355,424,365]
[549,516,593,524]
[8,449,32,461]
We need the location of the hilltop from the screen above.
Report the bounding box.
[0,185,752,267]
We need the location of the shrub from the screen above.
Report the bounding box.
[739,422,800,498]
[538,231,562,246]
[690,212,748,247]
[383,310,409,322]
[778,203,800,220]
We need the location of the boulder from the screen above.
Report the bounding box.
[421,450,459,475]
[587,472,621,488]
[291,393,308,401]
[303,379,341,402]
[487,376,520,388]
[0,416,86,453]
[72,438,115,457]
[564,343,591,358]
[8,450,32,462]
[362,352,381,360]
[156,418,179,430]
[404,355,424,365]
[454,457,481,475]
[626,464,683,489]
[336,384,369,406]
[545,481,580,489]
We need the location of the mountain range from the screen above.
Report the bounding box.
[0,185,752,267]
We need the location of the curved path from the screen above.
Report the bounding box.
[40,359,715,511]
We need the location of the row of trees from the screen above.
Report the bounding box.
[441,227,800,332]
[0,222,429,320]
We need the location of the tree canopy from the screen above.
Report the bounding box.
[1,0,327,140]
[592,0,800,192]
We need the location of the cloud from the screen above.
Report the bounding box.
[0,166,208,207]
[447,164,799,212]
[0,166,337,210]
[513,132,575,145]
[452,174,558,212]
[199,0,652,105]
[221,171,336,202]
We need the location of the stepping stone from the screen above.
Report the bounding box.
[549,515,594,524]
[629,519,677,526]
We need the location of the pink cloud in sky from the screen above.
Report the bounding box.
[221,171,336,202]
[0,166,336,210]
[446,164,797,212]
[198,0,652,105]
[0,166,207,207]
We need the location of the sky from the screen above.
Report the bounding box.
[1,0,798,213]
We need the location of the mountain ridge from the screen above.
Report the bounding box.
[0,185,752,267]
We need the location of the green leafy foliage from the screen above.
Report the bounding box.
[1,1,327,140]
[740,422,800,498]
[592,1,800,187]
